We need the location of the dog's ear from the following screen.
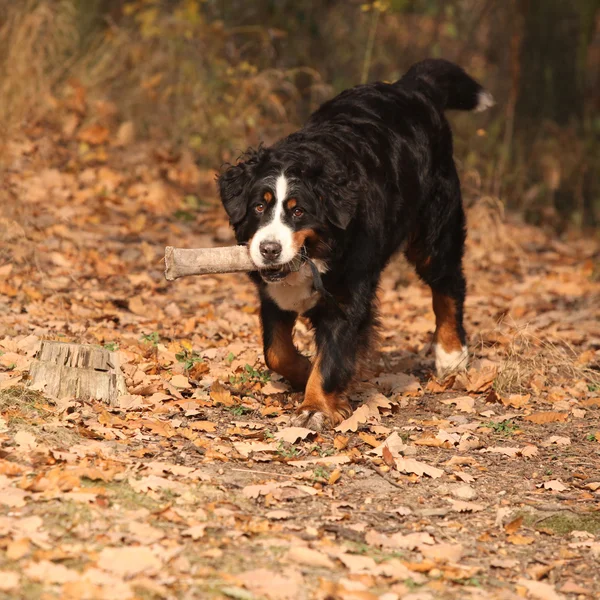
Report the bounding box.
[218,147,267,226]
[310,166,359,231]
[324,190,358,230]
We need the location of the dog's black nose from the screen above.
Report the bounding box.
[259,241,282,260]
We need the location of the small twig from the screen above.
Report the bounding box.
[363,462,404,489]
[230,467,303,480]
[361,6,381,84]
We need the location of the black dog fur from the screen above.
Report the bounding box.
[218,59,493,430]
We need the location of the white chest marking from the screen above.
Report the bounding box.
[266,261,327,314]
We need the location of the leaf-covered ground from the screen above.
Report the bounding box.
[1,117,599,600]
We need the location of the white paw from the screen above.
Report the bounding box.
[435,345,468,378]
[290,409,327,432]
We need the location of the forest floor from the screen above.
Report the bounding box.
[0,114,599,600]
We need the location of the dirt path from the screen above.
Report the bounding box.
[0,133,599,600]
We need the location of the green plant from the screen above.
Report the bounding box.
[140,332,160,346]
[486,419,517,435]
[229,405,252,417]
[104,342,118,352]
[586,433,597,442]
[176,348,203,371]
[229,364,270,387]
[226,352,235,365]
[313,466,329,480]
[277,442,299,459]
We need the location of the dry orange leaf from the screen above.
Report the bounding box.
[210,381,235,406]
[0,459,26,476]
[524,412,568,424]
[77,124,109,145]
[358,432,380,447]
[504,516,523,534]
[189,420,216,432]
[507,534,535,545]
[142,419,176,438]
[333,435,349,450]
[328,468,341,485]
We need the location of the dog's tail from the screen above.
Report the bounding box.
[399,59,494,112]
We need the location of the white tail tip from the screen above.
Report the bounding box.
[475,90,495,112]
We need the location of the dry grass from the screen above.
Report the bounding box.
[493,324,600,395]
[0,1,78,135]
[0,1,328,165]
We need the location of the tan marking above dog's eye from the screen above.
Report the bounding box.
[263,191,273,202]
[286,198,297,210]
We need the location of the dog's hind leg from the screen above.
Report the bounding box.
[405,191,468,377]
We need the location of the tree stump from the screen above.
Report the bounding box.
[29,341,127,406]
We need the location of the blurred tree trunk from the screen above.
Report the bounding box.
[516,1,584,126]
[514,0,600,227]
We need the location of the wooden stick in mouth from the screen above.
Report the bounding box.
[164,246,256,281]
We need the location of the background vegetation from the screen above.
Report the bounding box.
[1,0,599,231]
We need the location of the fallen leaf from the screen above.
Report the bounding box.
[369,431,408,457]
[171,374,191,389]
[211,381,234,406]
[14,430,37,452]
[448,499,485,512]
[335,390,391,432]
[288,455,350,468]
[338,553,377,573]
[524,412,568,424]
[242,481,317,499]
[453,471,475,483]
[0,571,19,591]
[503,393,531,408]
[517,578,565,600]
[421,543,463,563]
[261,380,290,395]
[537,479,568,491]
[233,442,279,457]
[274,427,314,444]
[25,560,79,583]
[182,524,207,540]
[394,457,443,479]
[189,420,216,432]
[366,530,435,550]
[97,546,161,577]
[328,469,341,485]
[504,516,523,534]
[78,123,109,145]
[265,510,292,520]
[237,568,302,600]
[441,396,475,413]
[491,558,520,569]
[285,546,335,569]
[508,534,535,545]
[541,436,571,447]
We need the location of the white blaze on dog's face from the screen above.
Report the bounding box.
[249,173,297,268]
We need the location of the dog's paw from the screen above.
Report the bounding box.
[290,400,352,431]
[290,409,328,432]
[435,344,468,378]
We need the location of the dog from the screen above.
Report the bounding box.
[218,59,493,430]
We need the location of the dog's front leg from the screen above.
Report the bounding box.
[291,282,377,430]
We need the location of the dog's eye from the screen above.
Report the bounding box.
[254,203,265,214]
[292,207,304,218]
